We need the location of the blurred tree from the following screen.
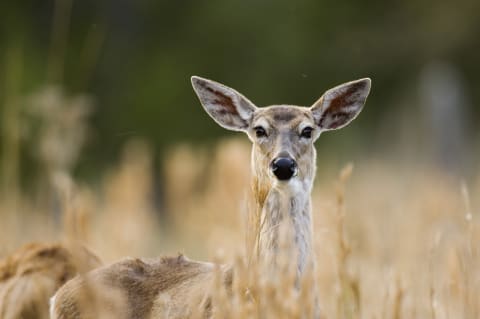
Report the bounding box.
[0,0,479,182]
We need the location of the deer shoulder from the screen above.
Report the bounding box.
[51,254,232,319]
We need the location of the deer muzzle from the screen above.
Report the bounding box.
[271,157,297,181]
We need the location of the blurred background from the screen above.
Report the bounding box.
[0,1,479,317]
[1,0,479,183]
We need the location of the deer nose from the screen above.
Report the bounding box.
[271,157,297,181]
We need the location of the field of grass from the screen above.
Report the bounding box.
[0,129,478,318]
[1,1,479,316]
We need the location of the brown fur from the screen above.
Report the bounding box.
[52,255,231,319]
[312,79,370,130]
[52,76,370,319]
[0,242,100,319]
[205,86,236,116]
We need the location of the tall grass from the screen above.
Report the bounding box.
[2,2,477,317]
[0,129,478,318]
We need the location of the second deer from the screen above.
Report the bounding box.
[51,76,371,318]
[0,242,100,319]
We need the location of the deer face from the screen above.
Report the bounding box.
[191,76,371,187]
[249,106,317,183]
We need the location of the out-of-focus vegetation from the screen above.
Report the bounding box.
[2,138,480,318]
[1,0,479,181]
[0,0,479,318]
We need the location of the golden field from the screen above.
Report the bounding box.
[0,127,479,318]
[1,1,479,316]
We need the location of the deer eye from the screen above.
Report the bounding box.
[254,126,267,138]
[300,127,313,139]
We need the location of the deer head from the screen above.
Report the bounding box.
[191,76,371,196]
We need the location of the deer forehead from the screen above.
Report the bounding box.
[252,105,314,130]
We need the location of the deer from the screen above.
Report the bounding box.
[0,242,101,319]
[50,75,371,319]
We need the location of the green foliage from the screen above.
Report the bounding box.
[0,0,479,180]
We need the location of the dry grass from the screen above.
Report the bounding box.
[1,0,478,315]
[0,102,479,318]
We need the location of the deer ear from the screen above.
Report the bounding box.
[191,76,257,132]
[310,78,371,131]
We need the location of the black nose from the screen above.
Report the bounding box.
[271,157,297,181]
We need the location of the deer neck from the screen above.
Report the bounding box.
[252,169,314,277]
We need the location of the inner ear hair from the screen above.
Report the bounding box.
[191,76,257,132]
[311,78,371,130]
